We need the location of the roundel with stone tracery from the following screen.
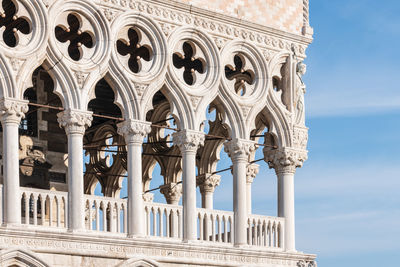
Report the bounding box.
[49,0,110,69]
[220,40,269,102]
[0,0,47,57]
[168,27,221,95]
[111,12,168,83]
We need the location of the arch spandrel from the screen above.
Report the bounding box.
[47,0,111,110]
[108,12,168,121]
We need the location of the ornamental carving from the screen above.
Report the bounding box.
[224,138,256,160]
[0,98,29,124]
[172,130,205,153]
[298,259,317,267]
[264,148,308,174]
[294,62,307,125]
[197,174,221,194]
[293,126,308,150]
[246,164,259,184]
[160,182,182,205]
[117,119,152,144]
[57,109,93,135]
[225,54,255,96]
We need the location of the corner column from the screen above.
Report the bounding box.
[173,130,204,242]
[225,138,256,246]
[264,148,307,251]
[58,109,92,231]
[117,119,151,237]
[246,164,259,214]
[0,98,28,226]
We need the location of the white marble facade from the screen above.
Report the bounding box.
[0,0,315,266]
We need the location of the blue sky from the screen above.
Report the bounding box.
[106,1,400,265]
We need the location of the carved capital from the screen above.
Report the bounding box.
[264,147,308,174]
[197,174,221,194]
[57,109,93,135]
[142,192,154,203]
[246,164,259,184]
[0,97,29,125]
[117,119,151,145]
[160,182,182,205]
[298,260,317,267]
[224,138,256,161]
[172,130,205,153]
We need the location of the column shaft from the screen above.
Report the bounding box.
[201,192,213,209]
[67,132,85,231]
[232,158,247,246]
[278,172,295,251]
[182,150,197,241]
[246,183,252,214]
[2,122,21,225]
[127,142,144,236]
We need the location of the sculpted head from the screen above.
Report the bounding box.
[297,62,307,76]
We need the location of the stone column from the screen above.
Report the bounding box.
[173,130,205,242]
[246,164,259,214]
[264,148,307,252]
[0,98,28,226]
[224,138,256,246]
[117,119,151,237]
[58,109,92,231]
[197,174,220,209]
[160,182,182,205]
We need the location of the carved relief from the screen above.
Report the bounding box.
[294,62,307,125]
[172,130,205,153]
[264,148,308,174]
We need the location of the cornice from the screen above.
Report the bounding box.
[94,0,313,58]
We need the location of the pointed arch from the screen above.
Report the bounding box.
[116,258,162,267]
[0,249,51,267]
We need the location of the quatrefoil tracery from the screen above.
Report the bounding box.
[55,13,95,61]
[225,54,255,96]
[0,0,31,47]
[117,27,153,74]
[173,41,206,86]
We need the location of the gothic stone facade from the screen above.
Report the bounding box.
[0,0,315,266]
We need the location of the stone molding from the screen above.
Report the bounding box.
[160,182,182,205]
[57,109,93,135]
[172,130,205,153]
[117,119,152,145]
[224,138,257,161]
[197,174,221,194]
[0,98,29,125]
[264,148,308,174]
[142,192,154,203]
[0,228,317,266]
[246,164,259,184]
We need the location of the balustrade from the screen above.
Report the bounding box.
[197,208,234,244]
[14,187,284,251]
[20,187,68,229]
[247,215,284,249]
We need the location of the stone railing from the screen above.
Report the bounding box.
[197,208,234,244]
[20,187,68,228]
[247,214,285,249]
[17,187,284,250]
[84,194,127,233]
[144,202,183,239]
